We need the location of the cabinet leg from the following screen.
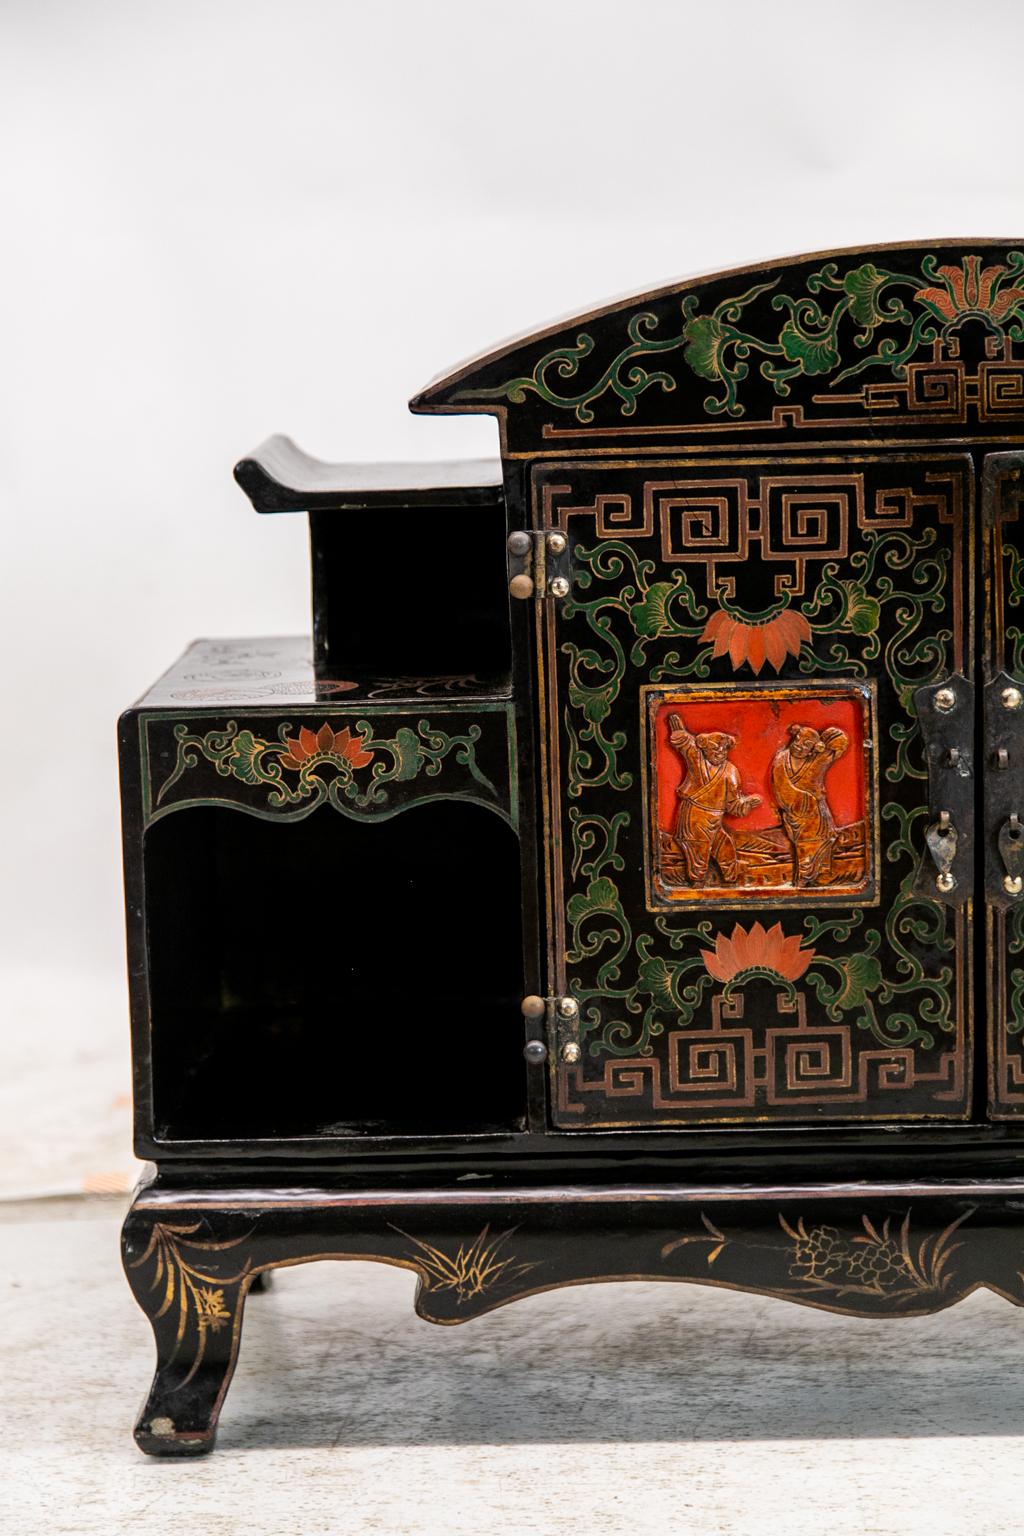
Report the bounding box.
[122,1207,257,1457]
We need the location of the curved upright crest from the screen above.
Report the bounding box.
[412,241,1024,451]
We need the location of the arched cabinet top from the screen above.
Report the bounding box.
[410,240,1024,453]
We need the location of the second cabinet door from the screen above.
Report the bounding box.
[985,450,1024,1120]
[536,452,975,1128]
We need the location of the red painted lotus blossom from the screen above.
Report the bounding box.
[278,723,374,772]
[915,257,1024,326]
[701,921,815,983]
[701,608,811,675]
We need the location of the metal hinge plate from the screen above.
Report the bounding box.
[985,672,1024,910]
[507,531,572,603]
[520,993,581,1066]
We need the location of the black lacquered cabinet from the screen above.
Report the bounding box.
[122,243,1024,1454]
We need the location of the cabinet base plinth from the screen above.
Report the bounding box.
[122,1173,1024,1456]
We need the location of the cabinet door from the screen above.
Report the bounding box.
[537,453,974,1128]
[984,452,1024,1118]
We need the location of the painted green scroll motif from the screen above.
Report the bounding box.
[141,707,517,829]
[455,250,1024,425]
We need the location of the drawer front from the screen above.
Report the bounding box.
[138,703,518,830]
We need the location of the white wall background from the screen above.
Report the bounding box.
[2,0,1023,1066]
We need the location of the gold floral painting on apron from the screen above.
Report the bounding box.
[644,684,877,908]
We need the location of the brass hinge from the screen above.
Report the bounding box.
[520,993,581,1066]
[506,531,572,603]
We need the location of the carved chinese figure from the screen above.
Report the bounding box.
[649,686,873,907]
[769,723,849,885]
[668,713,762,884]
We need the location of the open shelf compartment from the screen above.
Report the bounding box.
[143,800,527,1142]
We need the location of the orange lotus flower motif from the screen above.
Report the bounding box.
[701,921,815,984]
[915,256,1024,326]
[278,722,374,772]
[701,608,811,675]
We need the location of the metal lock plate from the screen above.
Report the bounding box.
[912,675,974,908]
[985,671,1024,910]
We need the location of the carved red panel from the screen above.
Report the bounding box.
[645,685,874,908]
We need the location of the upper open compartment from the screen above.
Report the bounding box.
[234,435,511,685]
[409,240,1024,454]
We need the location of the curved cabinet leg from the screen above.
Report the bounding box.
[122,1206,256,1457]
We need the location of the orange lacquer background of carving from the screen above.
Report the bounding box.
[654,695,866,835]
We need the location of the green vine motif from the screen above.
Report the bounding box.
[156,717,498,815]
[562,544,632,797]
[356,722,498,804]
[796,637,866,677]
[453,309,689,423]
[694,251,1024,418]
[1004,534,1024,677]
[568,900,718,1058]
[1008,903,1024,1037]
[566,874,632,993]
[798,527,950,782]
[454,252,1024,422]
[801,528,946,667]
[801,911,867,949]
[565,800,954,1065]
[565,809,715,1057]
[563,541,711,795]
[566,870,641,1051]
[572,540,711,667]
[625,570,709,668]
[619,929,718,1050]
[566,517,948,789]
[568,806,630,881]
[803,804,953,1051]
[877,865,954,1046]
